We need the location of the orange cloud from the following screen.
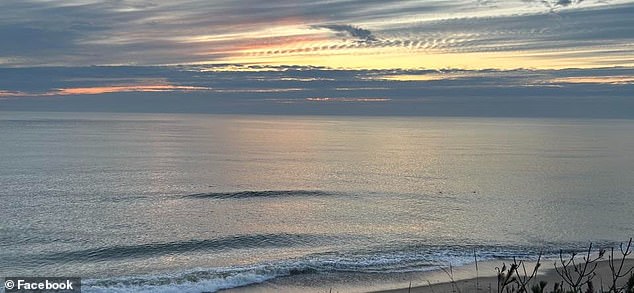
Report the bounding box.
[305,97,391,102]
[0,90,27,97]
[0,83,210,98]
[54,84,208,95]
[549,76,634,85]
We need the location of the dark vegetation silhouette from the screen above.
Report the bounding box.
[327,240,633,293]
[493,238,633,293]
[430,239,633,293]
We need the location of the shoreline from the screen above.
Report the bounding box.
[372,258,634,293]
[221,255,633,293]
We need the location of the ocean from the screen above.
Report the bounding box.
[1,111,633,292]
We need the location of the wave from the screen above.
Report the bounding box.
[82,263,315,293]
[81,252,440,293]
[41,233,332,262]
[79,242,601,293]
[183,189,332,199]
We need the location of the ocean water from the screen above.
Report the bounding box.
[1,111,633,292]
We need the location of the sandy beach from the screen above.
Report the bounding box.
[374,258,634,293]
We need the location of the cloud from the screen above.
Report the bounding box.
[556,0,583,6]
[313,24,378,42]
[0,0,632,68]
[521,0,586,11]
[1,65,633,118]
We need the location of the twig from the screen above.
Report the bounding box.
[497,262,518,293]
[475,249,480,291]
[554,243,605,293]
[608,238,634,293]
[441,263,462,293]
[513,252,542,293]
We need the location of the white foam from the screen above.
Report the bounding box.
[85,272,274,293]
[83,265,286,293]
[81,245,555,292]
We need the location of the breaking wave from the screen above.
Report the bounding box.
[79,241,604,293]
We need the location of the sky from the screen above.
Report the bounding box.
[1,0,633,69]
[0,0,633,116]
